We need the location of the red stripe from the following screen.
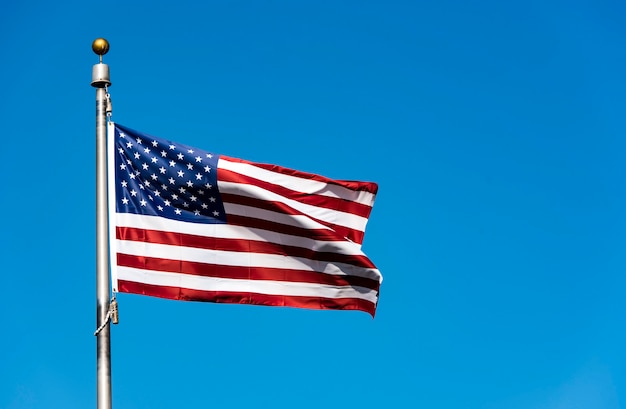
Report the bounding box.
[222,193,365,244]
[117,253,380,290]
[221,155,378,194]
[227,213,365,245]
[117,226,377,269]
[218,168,374,218]
[227,214,349,242]
[118,280,377,317]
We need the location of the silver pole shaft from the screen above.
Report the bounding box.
[96,85,112,409]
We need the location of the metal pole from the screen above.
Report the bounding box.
[91,38,112,409]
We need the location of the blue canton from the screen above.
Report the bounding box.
[113,124,227,224]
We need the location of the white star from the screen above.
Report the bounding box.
[161,150,167,157]
[129,173,136,179]
[126,159,132,165]
[161,184,168,190]
[157,205,163,211]
[187,163,194,170]
[151,173,158,180]
[204,166,211,173]
[130,189,137,196]
[177,170,184,178]
[179,187,186,194]
[171,194,179,200]
[209,197,216,202]
[126,141,133,148]
[195,173,203,180]
[136,137,143,145]
[144,147,151,154]
[140,199,147,206]
[205,183,213,189]
[175,209,182,215]
[144,180,151,187]
[164,200,171,206]
[139,184,145,190]
[190,195,197,202]
[159,167,166,174]
[186,180,194,187]
[169,144,175,150]
[142,163,149,170]
[134,152,140,159]
[194,210,200,216]
[183,202,189,208]
[177,153,184,160]
[198,190,204,195]
[154,190,161,197]
[121,180,128,188]
[201,203,208,209]
[212,210,220,216]
[169,160,176,167]
[188,149,194,154]
[151,140,158,147]
[119,132,126,138]
[195,156,202,162]
[206,153,213,158]
[118,148,123,154]
[151,157,158,163]
[168,177,175,184]
[148,195,153,201]
[120,163,126,170]
[122,197,129,205]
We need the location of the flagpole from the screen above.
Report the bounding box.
[91,38,112,409]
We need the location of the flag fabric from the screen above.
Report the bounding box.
[107,123,382,316]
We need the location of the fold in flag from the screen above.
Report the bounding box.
[107,123,382,316]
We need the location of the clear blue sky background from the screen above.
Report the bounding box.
[1,1,625,408]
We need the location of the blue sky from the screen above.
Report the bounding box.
[1,1,625,408]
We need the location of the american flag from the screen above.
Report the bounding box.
[108,123,382,316]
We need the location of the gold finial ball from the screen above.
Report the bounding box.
[92,38,110,56]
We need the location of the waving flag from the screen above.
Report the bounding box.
[107,123,382,316]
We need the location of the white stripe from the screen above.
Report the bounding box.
[117,266,379,303]
[116,213,369,257]
[218,157,376,206]
[219,180,368,232]
[116,239,381,281]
